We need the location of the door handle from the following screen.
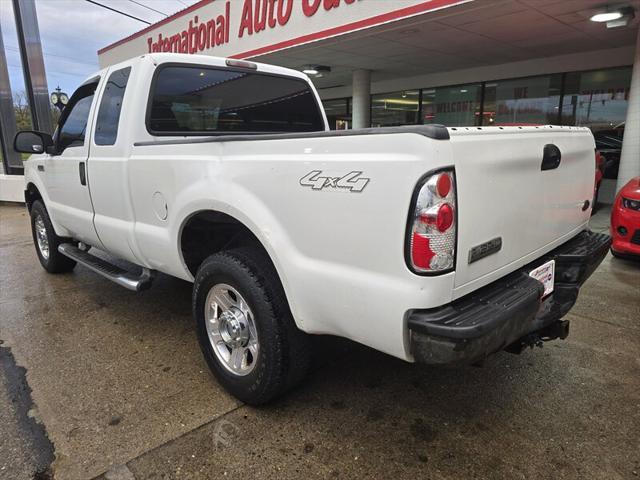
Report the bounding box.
[541,144,561,171]
[79,162,87,186]
[37,165,45,172]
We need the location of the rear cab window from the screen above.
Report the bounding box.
[147,65,324,135]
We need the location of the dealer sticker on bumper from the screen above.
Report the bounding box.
[529,259,555,297]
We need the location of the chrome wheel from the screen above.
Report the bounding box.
[34,215,49,260]
[205,283,258,376]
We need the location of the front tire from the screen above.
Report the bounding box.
[193,247,310,405]
[30,200,76,273]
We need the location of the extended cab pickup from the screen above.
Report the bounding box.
[15,54,610,404]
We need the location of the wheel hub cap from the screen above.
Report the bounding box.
[34,215,49,260]
[218,308,249,348]
[204,284,258,376]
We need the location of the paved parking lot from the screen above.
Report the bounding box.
[1,202,638,480]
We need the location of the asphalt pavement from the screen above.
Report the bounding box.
[0,202,638,480]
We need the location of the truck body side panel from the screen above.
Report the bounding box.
[128,133,457,361]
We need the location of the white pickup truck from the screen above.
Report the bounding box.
[15,54,610,404]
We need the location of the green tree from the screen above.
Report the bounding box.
[13,91,33,131]
[14,91,61,132]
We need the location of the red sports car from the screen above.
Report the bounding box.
[610,176,640,258]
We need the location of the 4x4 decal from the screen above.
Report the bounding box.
[300,170,370,192]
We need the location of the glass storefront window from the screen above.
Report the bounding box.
[560,67,631,130]
[422,84,482,126]
[322,98,350,130]
[561,67,631,179]
[371,90,419,127]
[321,65,631,145]
[483,74,562,126]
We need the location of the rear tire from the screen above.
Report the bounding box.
[193,247,310,405]
[30,200,76,273]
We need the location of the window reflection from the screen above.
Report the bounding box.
[561,68,631,131]
[483,75,562,126]
[322,98,350,130]
[422,84,482,126]
[371,90,419,127]
[560,67,631,179]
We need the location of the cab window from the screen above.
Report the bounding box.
[148,65,324,135]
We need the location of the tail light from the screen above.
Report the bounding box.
[406,169,456,274]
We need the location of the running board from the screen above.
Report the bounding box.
[58,243,155,291]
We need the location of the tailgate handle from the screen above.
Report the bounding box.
[541,144,561,171]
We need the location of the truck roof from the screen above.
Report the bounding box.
[91,53,311,83]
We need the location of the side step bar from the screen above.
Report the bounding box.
[58,243,155,291]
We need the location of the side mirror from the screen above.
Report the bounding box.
[14,130,54,155]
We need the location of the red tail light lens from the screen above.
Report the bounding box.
[407,170,456,274]
[436,173,451,197]
[411,232,434,269]
[419,203,454,232]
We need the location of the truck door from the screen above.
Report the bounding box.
[87,64,145,265]
[46,78,103,247]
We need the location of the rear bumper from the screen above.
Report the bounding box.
[408,230,610,365]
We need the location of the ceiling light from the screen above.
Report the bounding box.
[590,11,623,22]
[301,65,331,76]
[460,89,468,93]
[589,6,635,28]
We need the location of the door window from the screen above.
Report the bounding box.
[56,82,98,153]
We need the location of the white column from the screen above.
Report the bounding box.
[616,27,640,193]
[352,69,371,129]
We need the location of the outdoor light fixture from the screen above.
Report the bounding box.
[301,65,331,76]
[590,6,635,28]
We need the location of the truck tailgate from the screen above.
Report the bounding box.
[450,126,595,294]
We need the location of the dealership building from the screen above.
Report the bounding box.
[98,0,639,201]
